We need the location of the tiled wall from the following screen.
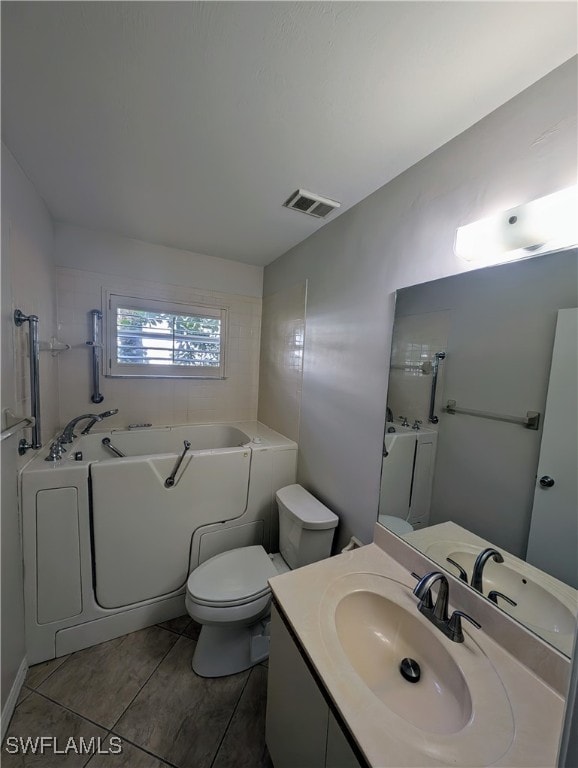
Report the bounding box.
[56,267,261,431]
[258,281,306,442]
[387,310,450,427]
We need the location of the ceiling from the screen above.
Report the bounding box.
[2,2,576,267]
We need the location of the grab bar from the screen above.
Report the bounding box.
[101,437,126,458]
[443,400,540,430]
[14,309,42,453]
[1,410,35,443]
[165,440,191,488]
[86,309,104,404]
[428,351,446,424]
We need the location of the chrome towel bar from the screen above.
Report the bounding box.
[443,400,540,430]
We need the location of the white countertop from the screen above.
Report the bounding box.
[269,542,566,767]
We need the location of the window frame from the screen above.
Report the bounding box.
[104,291,228,379]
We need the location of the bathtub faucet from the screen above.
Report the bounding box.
[81,409,119,435]
[60,413,104,443]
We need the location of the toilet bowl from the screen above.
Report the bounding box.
[378,514,414,535]
[186,484,338,677]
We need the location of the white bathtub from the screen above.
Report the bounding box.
[20,421,297,663]
[378,424,437,528]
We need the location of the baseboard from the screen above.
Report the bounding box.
[1,656,28,742]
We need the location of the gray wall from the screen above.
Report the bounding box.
[1,145,56,715]
[394,249,578,557]
[262,58,577,550]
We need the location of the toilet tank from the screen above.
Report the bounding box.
[276,484,338,569]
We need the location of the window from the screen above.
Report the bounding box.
[105,293,227,378]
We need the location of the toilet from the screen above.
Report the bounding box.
[378,514,414,536]
[185,484,338,677]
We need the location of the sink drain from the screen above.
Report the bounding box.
[399,657,421,683]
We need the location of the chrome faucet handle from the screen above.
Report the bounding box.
[45,439,66,462]
[488,590,517,607]
[399,415,410,427]
[447,610,481,643]
[412,419,422,430]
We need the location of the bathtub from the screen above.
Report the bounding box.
[20,421,297,663]
[378,424,437,528]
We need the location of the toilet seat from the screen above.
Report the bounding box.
[186,545,279,608]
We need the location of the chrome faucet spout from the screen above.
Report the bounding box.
[471,548,504,593]
[61,413,104,443]
[80,408,119,435]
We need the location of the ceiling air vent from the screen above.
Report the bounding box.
[283,189,341,219]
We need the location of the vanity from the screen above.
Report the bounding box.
[265,525,570,768]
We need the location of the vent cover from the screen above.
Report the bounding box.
[283,189,341,219]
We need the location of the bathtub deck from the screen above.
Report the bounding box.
[2,617,272,768]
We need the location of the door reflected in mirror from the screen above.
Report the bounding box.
[378,248,578,657]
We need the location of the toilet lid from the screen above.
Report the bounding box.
[187,545,279,607]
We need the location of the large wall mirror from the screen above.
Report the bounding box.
[378,248,577,657]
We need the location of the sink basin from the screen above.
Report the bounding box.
[319,572,514,766]
[424,540,577,654]
[335,590,471,734]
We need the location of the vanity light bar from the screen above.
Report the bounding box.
[455,185,578,264]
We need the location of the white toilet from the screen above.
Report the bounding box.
[185,484,338,677]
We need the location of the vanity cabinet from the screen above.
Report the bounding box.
[266,604,364,768]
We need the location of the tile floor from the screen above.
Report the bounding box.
[2,616,273,768]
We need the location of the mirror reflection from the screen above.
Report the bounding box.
[378,248,578,656]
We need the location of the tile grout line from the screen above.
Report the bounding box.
[209,666,254,768]
[91,732,181,768]
[26,654,73,693]
[25,688,118,735]
[109,629,183,733]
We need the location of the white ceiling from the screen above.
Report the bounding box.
[2,2,576,267]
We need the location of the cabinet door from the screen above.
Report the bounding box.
[266,604,328,768]
[326,711,363,768]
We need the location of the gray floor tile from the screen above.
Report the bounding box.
[25,656,70,690]
[16,686,33,707]
[2,692,106,768]
[85,735,171,768]
[114,637,248,768]
[212,665,272,768]
[157,616,190,635]
[38,627,177,729]
[182,620,201,641]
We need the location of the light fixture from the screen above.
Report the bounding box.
[455,185,578,264]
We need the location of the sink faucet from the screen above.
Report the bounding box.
[413,570,481,643]
[414,571,450,622]
[471,548,504,593]
[399,415,410,427]
[80,408,119,435]
[60,413,104,443]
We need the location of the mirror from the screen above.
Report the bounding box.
[378,248,578,656]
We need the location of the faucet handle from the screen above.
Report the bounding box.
[447,610,481,643]
[412,419,422,430]
[446,557,468,583]
[488,590,517,607]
